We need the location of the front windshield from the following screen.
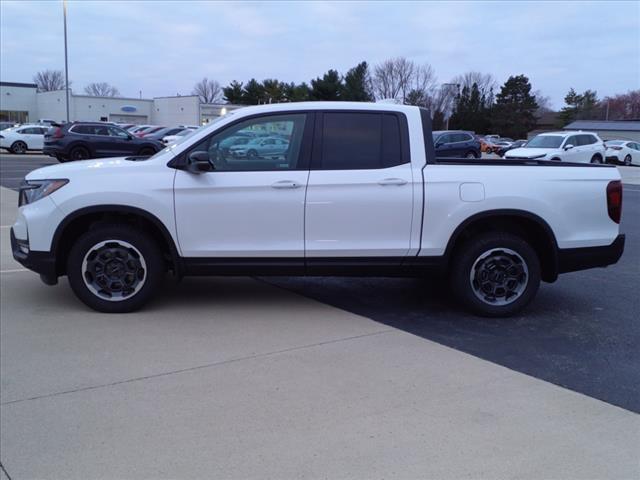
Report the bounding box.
[525,135,564,148]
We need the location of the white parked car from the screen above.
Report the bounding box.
[11,102,624,317]
[506,132,606,163]
[162,128,198,145]
[605,140,640,166]
[0,124,49,154]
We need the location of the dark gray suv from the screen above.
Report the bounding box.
[44,122,163,162]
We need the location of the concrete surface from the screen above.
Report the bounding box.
[1,185,639,479]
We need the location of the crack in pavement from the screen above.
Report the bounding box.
[1,329,395,407]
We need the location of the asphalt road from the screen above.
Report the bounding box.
[2,152,639,414]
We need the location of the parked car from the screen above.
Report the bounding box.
[0,121,18,131]
[433,130,481,158]
[43,122,163,162]
[497,139,527,157]
[505,131,606,163]
[136,126,166,138]
[128,125,155,134]
[142,127,187,142]
[12,102,624,317]
[37,119,57,126]
[228,136,289,159]
[0,124,49,153]
[162,128,199,145]
[605,140,640,166]
[115,123,136,130]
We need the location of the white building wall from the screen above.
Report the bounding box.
[0,83,38,121]
[151,96,200,126]
[72,95,153,123]
[35,90,70,122]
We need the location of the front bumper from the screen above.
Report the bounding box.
[10,228,58,285]
[558,234,625,274]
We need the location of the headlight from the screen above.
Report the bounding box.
[19,179,68,207]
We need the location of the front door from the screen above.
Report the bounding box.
[305,111,414,263]
[174,112,312,259]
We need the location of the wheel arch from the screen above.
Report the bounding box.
[443,209,560,282]
[51,205,181,277]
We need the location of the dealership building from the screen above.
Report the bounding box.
[0,81,241,126]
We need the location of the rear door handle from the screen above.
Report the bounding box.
[378,178,408,186]
[271,180,302,189]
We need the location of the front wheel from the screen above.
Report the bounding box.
[67,224,164,313]
[138,147,155,156]
[624,155,632,166]
[10,141,27,154]
[465,151,478,159]
[449,232,541,317]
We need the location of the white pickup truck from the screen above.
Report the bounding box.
[11,102,625,316]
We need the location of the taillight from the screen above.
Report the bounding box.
[52,127,64,139]
[606,180,622,224]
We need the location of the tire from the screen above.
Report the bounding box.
[10,141,27,154]
[465,151,478,159]
[69,146,90,161]
[67,224,164,313]
[138,147,155,156]
[449,232,541,317]
[247,149,258,159]
[590,154,603,164]
[624,155,632,166]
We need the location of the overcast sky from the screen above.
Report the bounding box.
[1,0,638,108]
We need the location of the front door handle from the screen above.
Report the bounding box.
[271,180,302,189]
[378,178,408,186]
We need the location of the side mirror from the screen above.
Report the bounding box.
[434,141,443,148]
[186,151,214,173]
[564,144,574,150]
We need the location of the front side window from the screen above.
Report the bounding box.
[188,113,306,171]
[108,126,130,138]
[320,112,404,170]
[564,136,578,147]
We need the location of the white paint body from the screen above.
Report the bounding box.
[0,125,47,151]
[605,141,640,166]
[508,131,606,163]
[14,102,621,260]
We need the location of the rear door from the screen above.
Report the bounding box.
[305,111,414,264]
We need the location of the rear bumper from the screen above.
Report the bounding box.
[10,228,58,284]
[558,234,625,274]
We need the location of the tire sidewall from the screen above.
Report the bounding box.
[624,155,631,166]
[67,225,163,313]
[70,146,89,160]
[11,141,27,154]
[450,233,541,317]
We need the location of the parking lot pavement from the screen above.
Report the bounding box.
[1,186,639,478]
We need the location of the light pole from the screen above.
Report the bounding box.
[442,83,460,130]
[63,0,70,122]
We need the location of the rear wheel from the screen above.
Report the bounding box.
[465,151,478,159]
[10,141,27,154]
[590,154,603,164]
[624,155,632,166]
[69,146,90,161]
[449,232,541,317]
[138,147,155,156]
[247,149,258,159]
[67,224,164,313]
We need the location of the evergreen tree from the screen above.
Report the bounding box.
[491,75,538,139]
[342,62,374,101]
[223,80,244,104]
[262,79,287,103]
[558,88,583,126]
[285,82,311,102]
[242,78,265,105]
[310,70,343,100]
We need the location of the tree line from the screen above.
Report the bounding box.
[32,61,639,138]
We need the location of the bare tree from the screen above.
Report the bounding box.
[372,57,437,106]
[372,57,415,101]
[33,69,67,92]
[452,71,496,106]
[192,77,223,104]
[532,89,553,115]
[84,82,120,97]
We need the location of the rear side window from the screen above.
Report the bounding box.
[319,112,405,170]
